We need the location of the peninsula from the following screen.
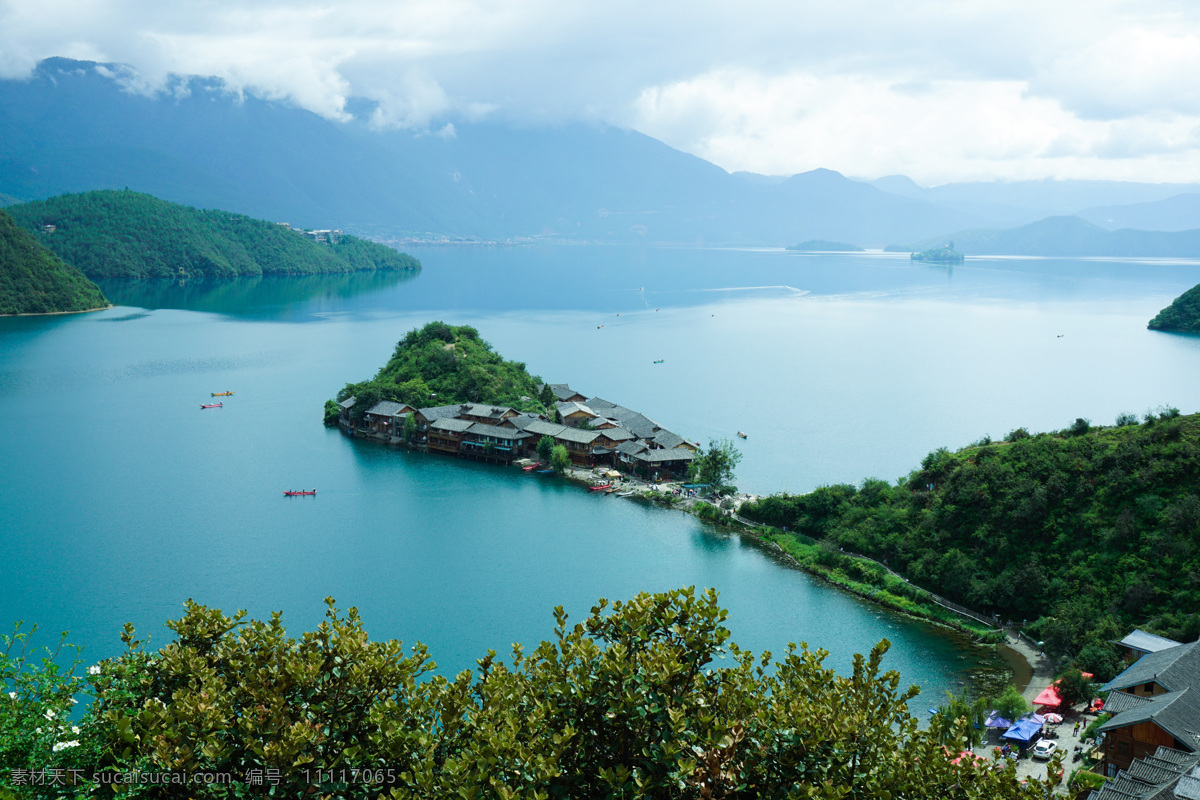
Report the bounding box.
[330,321,701,482]
[739,408,1200,683]
[6,190,421,279]
[0,208,108,314]
[1148,282,1200,333]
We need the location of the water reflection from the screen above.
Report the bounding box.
[96,270,419,319]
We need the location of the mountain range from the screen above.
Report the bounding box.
[2,57,1200,249]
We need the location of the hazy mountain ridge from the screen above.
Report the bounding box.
[0,59,981,246]
[895,215,1200,257]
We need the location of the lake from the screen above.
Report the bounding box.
[3,245,1199,704]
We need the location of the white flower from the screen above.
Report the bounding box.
[69,698,77,705]
[52,740,80,752]
[43,710,55,720]
[35,727,42,734]
[7,691,15,699]
[87,666,100,676]
[71,726,80,734]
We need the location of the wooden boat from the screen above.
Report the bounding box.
[211,391,234,397]
[522,462,543,471]
[737,431,747,438]
[589,483,613,491]
[536,469,555,474]
[284,489,317,496]
[653,359,665,364]
[200,402,223,409]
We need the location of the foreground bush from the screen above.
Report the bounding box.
[2,589,1057,798]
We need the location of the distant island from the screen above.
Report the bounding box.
[890,215,1200,257]
[0,208,108,314]
[910,243,964,263]
[786,239,864,252]
[6,190,421,279]
[1149,283,1200,333]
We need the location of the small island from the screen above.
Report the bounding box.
[786,239,864,252]
[910,242,964,263]
[6,189,421,279]
[0,208,108,314]
[1148,282,1200,333]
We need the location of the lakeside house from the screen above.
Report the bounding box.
[1097,638,1200,777]
[340,383,699,480]
[1085,745,1200,799]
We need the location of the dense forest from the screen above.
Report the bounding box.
[0,589,1056,799]
[0,209,107,314]
[5,190,421,279]
[911,243,964,263]
[1148,282,1200,332]
[739,410,1200,679]
[335,321,552,417]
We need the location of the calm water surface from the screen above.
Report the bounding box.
[4,246,1200,704]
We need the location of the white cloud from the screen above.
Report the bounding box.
[3,0,1200,180]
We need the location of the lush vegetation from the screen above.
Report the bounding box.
[688,438,743,493]
[910,243,964,263]
[1,589,1059,799]
[5,190,421,279]
[785,240,864,252]
[0,210,108,314]
[336,321,551,415]
[739,409,1200,677]
[1148,282,1200,333]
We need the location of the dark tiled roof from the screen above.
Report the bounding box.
[465,423,531,441]
[616,440,648,457]
[545,384,585,401]
[1154,747,1199,765]
[463,403,514,418]
[339,396,356,408]
[1098,688,1200,752]
[636,447,696,463]
[1105,691,1156,714]
[652,431,687,450]
[599,427,636,443]
[1102,642,1200,693]
[1118,630,1184,655]
[430,417,473,433]
[364,400,412,417]
[523,420,568,437]
[419,404,466,421]
[557,401,597,418]
[555,428,602,445]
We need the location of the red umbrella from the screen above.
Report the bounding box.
[1033,685,1063,707]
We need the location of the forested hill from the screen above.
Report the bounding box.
[336,321,551,416]
[6,190,421,279]
[1149,283,1200,333]
[739,410,1200,679]
[0,209,107,314]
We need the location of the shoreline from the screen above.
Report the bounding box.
[5,303,112,317]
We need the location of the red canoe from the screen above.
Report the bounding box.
[522,462,543,471]
[284,489,317,496]
[589,483,613,491]
[200,402,223,408]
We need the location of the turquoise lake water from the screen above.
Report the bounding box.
[3,245,1200,702]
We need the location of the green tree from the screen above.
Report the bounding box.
[323,398,340,425]
[690,438,743,492]
[403,413,418,443]
[1054,668,1098,707]
[990,684,1029,724]
[537,435,555,464]
[538,383,556,410]
[931,687,989,748]
[551,444,571,474]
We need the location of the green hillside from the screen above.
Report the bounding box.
[1149,283,1200,333]
[740,410,1200,678]
[335,321,551,417]
[6,190,421,279]
[0,209,107,314]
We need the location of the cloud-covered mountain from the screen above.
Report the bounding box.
[0,58,988,246]
[1077,194,1200,232]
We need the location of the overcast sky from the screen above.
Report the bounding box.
[3,0,1200,184]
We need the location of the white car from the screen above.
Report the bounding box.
[1031,739,1057,760]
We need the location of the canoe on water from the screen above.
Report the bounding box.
[284,490,317,496]
[211,391,234,397]
[201,403,223,409]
